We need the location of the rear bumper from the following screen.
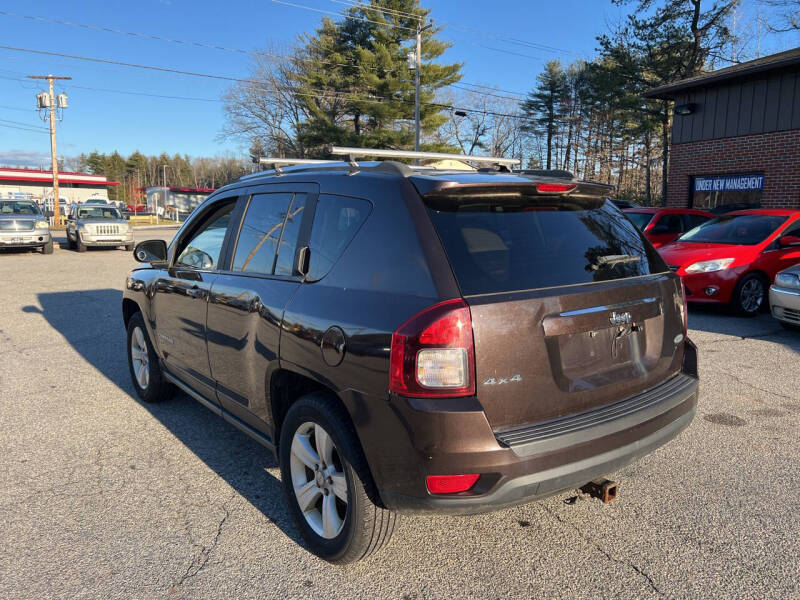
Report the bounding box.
[370,341,699,515]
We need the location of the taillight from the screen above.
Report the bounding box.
[389,299,475,397]
[426,474,480,495]
[677,281,688,333]
[535,182,577,194]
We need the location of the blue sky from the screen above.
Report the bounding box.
[0,1,796,167]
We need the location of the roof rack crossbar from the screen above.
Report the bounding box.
[329,146,520,167]
[255,157,335,174]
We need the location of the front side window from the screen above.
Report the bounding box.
[655,214,684,233]
[626,212,653,231]
[175,201,235,269]
[678,214,788,245]
[232,193,294,275]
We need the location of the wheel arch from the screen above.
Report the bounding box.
[269,367,385,507]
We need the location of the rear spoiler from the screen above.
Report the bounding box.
[411,176,615,203]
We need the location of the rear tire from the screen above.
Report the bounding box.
[126,311,174,403]
[42,240,53,254]
[731,273,767,317]
[279,393,396,563]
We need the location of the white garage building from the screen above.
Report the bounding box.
[0,167,119,205]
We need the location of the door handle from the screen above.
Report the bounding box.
[186,286,205,299]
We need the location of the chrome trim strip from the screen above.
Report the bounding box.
[559,296,659,317]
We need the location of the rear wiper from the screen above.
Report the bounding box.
[591,254,641,270]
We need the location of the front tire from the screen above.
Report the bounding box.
[126,311,173,403]
[731,273,767,316]
[279,393,396,563]
[77,239,87,252]
[42,239,53,254]
[125,243,135,252]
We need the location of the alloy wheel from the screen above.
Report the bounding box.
[289,421,349,539]
[740,278,764,313]
[130,326,150,390]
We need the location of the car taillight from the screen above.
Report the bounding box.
[535,182,577,194]
[678,281,688,333]
[389,299,475,397]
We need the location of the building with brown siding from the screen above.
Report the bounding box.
[645,48,800,211]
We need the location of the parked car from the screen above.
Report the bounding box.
[659,209,800,316]
[769,264,800,329]
[709,202,761,214]
[610,198,640,209]
[624,208,713,247]
[126,203,147,214]
[122,154,698,563]
[66,203,134,252]
[0,199,53,254]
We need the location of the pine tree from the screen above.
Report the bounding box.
[520,60,567,170]
[289,0,462,154]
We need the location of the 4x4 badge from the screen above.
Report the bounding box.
[609,311,632,326]
[483,375,522,386]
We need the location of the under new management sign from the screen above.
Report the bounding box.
[694,174,764,193]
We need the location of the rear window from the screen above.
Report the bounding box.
[626,212,653,231]
[426,197,667,296]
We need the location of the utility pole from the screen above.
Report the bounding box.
[29,75,70,226]
[411,21,432,162]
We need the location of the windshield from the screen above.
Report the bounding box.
[677,214,787,245]
[626,212,654,231]
[426,197,667,295]
[77,206,122,220]
[0,201,42,216]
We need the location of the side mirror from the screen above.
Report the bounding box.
[779,235,800,248]
[133,239,168,266]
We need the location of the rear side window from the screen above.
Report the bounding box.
[685,214,710,230]
[427,198,667,296]
[232,193,293,275]
[307,195,371,281]
[656,214,683,233]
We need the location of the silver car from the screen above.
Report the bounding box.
[769,264,800,330]
[66,203,134,252]
[0,200,53,254]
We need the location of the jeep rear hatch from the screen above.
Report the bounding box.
[415,179,686,431]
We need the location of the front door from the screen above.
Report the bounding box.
[153,198,237,400]
[207,191,310,430]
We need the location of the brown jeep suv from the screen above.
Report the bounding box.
[122,151,698,563]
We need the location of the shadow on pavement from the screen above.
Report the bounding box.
[23,288,305,549]
[686,303,800,354]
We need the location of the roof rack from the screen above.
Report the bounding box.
[254,157,334,174]
[329,146,520,169]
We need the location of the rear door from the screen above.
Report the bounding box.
[423,188,686,430]
[206,185,315,430]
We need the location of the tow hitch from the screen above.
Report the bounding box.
[580,478,618,503]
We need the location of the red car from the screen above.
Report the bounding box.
[624,208,713,247]
[659,209,800,315]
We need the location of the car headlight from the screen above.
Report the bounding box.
[685,258,735,274]
[775,272,800,288]
[34,220,49,229]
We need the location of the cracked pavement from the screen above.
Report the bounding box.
[1,230,799,599]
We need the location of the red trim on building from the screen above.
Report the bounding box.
[0,174,120,186]
[0,167,107,177]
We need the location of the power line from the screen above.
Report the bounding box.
[0,10,393,75]
[0,121,49,134]
[0,44,537,125]
[271,0,418,33]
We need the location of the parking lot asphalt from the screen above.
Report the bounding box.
[1,229,799,599]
